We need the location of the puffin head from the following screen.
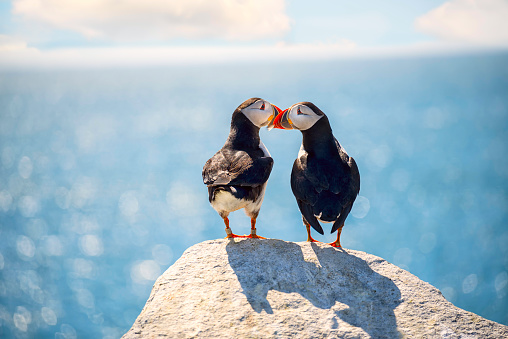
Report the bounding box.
[236,97,282,129]
[272,102,325,131]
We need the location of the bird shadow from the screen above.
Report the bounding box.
[225,238,401,338]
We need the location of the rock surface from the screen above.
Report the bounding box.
[123,239,508,338]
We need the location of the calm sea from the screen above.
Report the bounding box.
[1,52,507,338]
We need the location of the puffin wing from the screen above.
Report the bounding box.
[290,157,324,235]
[334,138,360,196]
[291,149,337,206]
[348,156,360,197]
[299,151,329,193]
[203,149,273,187]
[329,139,361,233]
[228,156,273,186]
[203,150,232,186]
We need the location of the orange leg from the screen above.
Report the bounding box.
[328,224,343,248]
[245,218,266,239]
[223,217,246,238]
[305,221,320,243]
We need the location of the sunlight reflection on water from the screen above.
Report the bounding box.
[0,55,507,337]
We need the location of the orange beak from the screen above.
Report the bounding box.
[266,104,282,130]
[273,105,282,115]
[273,108,293,130]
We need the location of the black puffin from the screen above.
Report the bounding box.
[272,102,360,247]
[202,98,280,238]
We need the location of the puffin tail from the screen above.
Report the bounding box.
[298,200,324,235]
[331,203,353,233]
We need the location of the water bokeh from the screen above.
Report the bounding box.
[0,52,507,337]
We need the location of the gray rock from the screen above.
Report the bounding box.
[123,239,508,338]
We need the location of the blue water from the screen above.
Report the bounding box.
[1,53,507,338]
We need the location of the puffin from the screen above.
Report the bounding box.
[202,98,280,238]
[272,102,360,247]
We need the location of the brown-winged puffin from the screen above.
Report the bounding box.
[202,98,280,238]
[272,102,360,247]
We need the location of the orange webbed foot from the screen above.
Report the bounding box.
[327,241,342,248]
[245,234,266,239]
[246,228,266,239]
[224,234,248,239]
[224,228,248,239]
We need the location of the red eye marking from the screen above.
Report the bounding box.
[297,107,302,114]
[260,103,265,110]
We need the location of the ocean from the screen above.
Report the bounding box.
[0,52,507,337]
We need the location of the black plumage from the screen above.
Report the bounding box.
[202,98,275,238]
[277,102,360,247]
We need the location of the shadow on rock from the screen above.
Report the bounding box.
[226,239,401,338]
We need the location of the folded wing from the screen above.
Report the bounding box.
[203,149,273,188]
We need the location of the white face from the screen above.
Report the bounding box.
[286,104,323,130]
[241,99,276,128]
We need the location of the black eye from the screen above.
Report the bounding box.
[297,107,302,115]
[260,103,265,110]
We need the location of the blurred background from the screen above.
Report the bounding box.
[1,1,508,338]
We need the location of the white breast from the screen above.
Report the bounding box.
[211,189,249,213]
[298,144,307,159]
[259,140,271,157]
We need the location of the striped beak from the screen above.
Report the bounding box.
[266,104,282,130]
[272,108,293,130]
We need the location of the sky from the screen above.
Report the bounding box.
[1,1,508,335]
[1,0,508,69]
